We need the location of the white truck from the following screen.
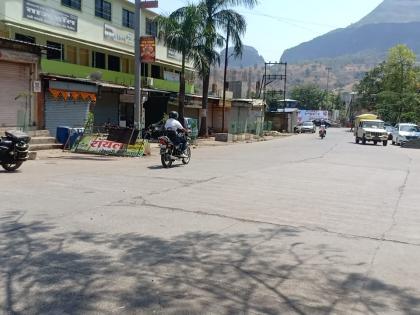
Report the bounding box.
[354,114,388,146]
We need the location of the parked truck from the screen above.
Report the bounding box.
[354,114,388,146]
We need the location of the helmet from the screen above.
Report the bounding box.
[169,111,179,119]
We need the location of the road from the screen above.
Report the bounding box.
[1,129,420,314]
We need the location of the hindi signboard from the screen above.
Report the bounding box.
[140,36,156,63]
[72,135,150,157]
[23,0,78,32]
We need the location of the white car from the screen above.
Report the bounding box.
[392,123,420,145]
[296,121,316,133]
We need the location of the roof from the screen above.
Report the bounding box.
[360,119,384,123]
[0,36,47,54]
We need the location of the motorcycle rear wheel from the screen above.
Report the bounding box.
[161,153,173,168]
[2,161,23,172]
[182,147,191,165]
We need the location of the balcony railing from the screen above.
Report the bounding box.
[41,59,195,94]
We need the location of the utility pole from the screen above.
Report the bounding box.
[134,0,142,130]
[326,67,332,109]
[221,21,230,133]
[134,1,158,132]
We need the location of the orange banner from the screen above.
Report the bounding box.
[49,89,96,102]
[140,36,156,63]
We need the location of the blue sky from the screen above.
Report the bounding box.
[151,0,383,61]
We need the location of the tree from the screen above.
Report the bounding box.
[379,45,419,123]
[290,84,325,110]
[355,45,420,124]
[354,62,385,112]
[156,5,203,126]
[198,0,258,136]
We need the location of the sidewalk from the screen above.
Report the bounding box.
[33,133,293,160]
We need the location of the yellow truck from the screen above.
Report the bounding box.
[354,114,388,146]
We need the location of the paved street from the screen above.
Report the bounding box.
[1,129,420,315]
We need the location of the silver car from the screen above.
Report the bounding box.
[297,121,316,133]
[392,123,420,145]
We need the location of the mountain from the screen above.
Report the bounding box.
[282,0,420,63]
[221,45,265,68]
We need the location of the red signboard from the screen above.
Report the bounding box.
[140,1,158,9]
[140,36,156,63]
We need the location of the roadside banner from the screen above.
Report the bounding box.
[140,36,156,63]
[72,135,150,157]
[298,110,329,124]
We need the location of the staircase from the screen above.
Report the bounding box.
[27,130,63,151]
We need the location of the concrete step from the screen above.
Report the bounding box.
[29,143,63,151]
[27,130,51,137]
[30,136,57,144]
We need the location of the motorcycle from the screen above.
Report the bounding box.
[159,131,191,168]
[0,130,31,172]
[319,126,327,139]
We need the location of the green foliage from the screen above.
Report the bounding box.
[290,84,342,110]
[355,45,420,124]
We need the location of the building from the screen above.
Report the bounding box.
[0,0,194,133]
[0,37,44,129]
[228,81,248,99]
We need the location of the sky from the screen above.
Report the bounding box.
[150,0,383,61]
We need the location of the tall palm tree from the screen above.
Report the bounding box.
[198,0,258,136]
[156,5,203,126]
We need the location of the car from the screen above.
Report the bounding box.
[296,121,316,133]
[312,119,331,128]
[392,123,420,145]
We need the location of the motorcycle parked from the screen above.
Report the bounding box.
[0,130,31,172]
[159,131,191,168]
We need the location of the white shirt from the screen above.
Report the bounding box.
[165,118,183,131]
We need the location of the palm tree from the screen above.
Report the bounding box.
[198,0,258,136]
[156,5,204,126]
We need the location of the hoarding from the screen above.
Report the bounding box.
[140,36,156,63]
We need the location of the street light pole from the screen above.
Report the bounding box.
[221,20,230,133]
[134,0,142,130]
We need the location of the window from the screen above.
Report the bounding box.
[108,55,120,71]
[79,48,89,66]
[46,41,64,60]
[61,0,81,10]
[141,63,149,77]
[151,65,160,79]
[121,58,129,73]
[122,9,134,29]
[145,18,157,37]
[67,45,77,64]
[95,0,111,21]
[92,51,106,69]
[15,33,35,44]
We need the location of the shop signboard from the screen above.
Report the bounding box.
[104,24,134,47]
[72,135,150,157]
[23,0,78,32]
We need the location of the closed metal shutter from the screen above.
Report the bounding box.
[0,61,30,127]
[45,94,90,137]
[93,92,119,126]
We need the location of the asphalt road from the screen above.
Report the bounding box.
[1,129,420,315]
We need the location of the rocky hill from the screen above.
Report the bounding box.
[220,45,265,68]
[282,0,420,63]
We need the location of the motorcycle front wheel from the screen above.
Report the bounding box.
[2,161,23,172]
[161,153,173,168]
[182,147,191,165]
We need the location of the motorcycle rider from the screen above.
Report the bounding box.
[164,111,188,158]
[319,124,327,137]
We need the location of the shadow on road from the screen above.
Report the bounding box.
[1,211,419,314]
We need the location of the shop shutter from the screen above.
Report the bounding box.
[45,94,90,137]
[0,61,30,128]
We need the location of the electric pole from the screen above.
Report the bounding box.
[221,21,230,133]
[134,0,142,130]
